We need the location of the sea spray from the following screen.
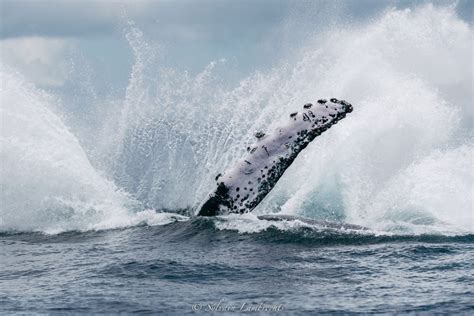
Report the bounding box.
[110,5,472,234]
[1,4,472,235]
[0,66,188,233]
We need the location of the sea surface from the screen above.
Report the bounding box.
[0,218,474,314]
[1,217,473,314]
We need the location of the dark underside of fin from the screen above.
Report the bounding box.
[198,183,231,216]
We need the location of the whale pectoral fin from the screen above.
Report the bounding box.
[197,98,353,216]
[257,215,367,230]
[198,195,220,216]
[199,182,233,216]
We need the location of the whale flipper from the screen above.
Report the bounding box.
[257,215,367,230]
[197,98,353,216]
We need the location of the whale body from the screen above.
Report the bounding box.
[197,98,353,216]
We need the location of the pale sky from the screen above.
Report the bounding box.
[1,0,472,95]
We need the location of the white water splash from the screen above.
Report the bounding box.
[112,5,472,234]
[1,4,472,235]
[0,66,187,233]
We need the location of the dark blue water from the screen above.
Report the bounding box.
[2,218,473,314]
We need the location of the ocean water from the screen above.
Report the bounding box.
[1,3,473,314]
[2,220,474,314]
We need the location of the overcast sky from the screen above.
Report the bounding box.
[1,0,472,94]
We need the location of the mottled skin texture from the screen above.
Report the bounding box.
[197,98,353,216]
